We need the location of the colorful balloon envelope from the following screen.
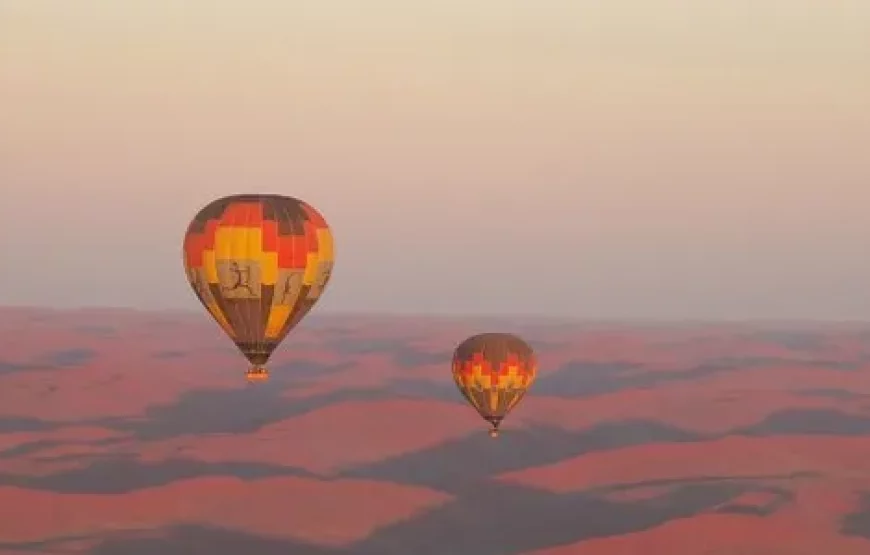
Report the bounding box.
[451,333,537,437]
[182,194,334,381]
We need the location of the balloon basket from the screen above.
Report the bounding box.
[245,367,269,383]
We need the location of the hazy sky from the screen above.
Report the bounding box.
[2,0,869,319]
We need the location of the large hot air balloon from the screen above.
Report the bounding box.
[182,194,334,382]
[451,333,536,437]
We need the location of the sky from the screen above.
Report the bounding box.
[1,0,869,320]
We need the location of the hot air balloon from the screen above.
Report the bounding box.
[451,333,536,437]
[182,194,334,382]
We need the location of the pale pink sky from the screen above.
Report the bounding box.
[1,0,869,319]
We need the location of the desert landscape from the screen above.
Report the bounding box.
[1,308,870,554]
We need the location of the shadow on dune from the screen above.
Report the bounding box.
[530,359,746,398]
[737,330,830,351]
[343,421,703,492]
[738,408,870,436]
[0,361,41,375]
[319,336,452,368]
[0,457,314,493]
[268,359,356,379]
[0,347,97,374]
[105,385,392,440]
[86,525,339,555]
[842,492,870,539]
[42,348,96,367]
[797,388,870,401]
[0,416,59,433]
[534,356,862,400]
[352,480,762,555]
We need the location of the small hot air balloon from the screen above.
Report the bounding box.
[182,194,334,382]
[451,333,536,437]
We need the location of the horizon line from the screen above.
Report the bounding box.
[2,304,870,326]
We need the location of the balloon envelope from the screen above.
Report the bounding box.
[451,333,536,436]
[182,194,334,375]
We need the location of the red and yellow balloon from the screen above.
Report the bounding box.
[452,333,537,437]
[182,194,334,381]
